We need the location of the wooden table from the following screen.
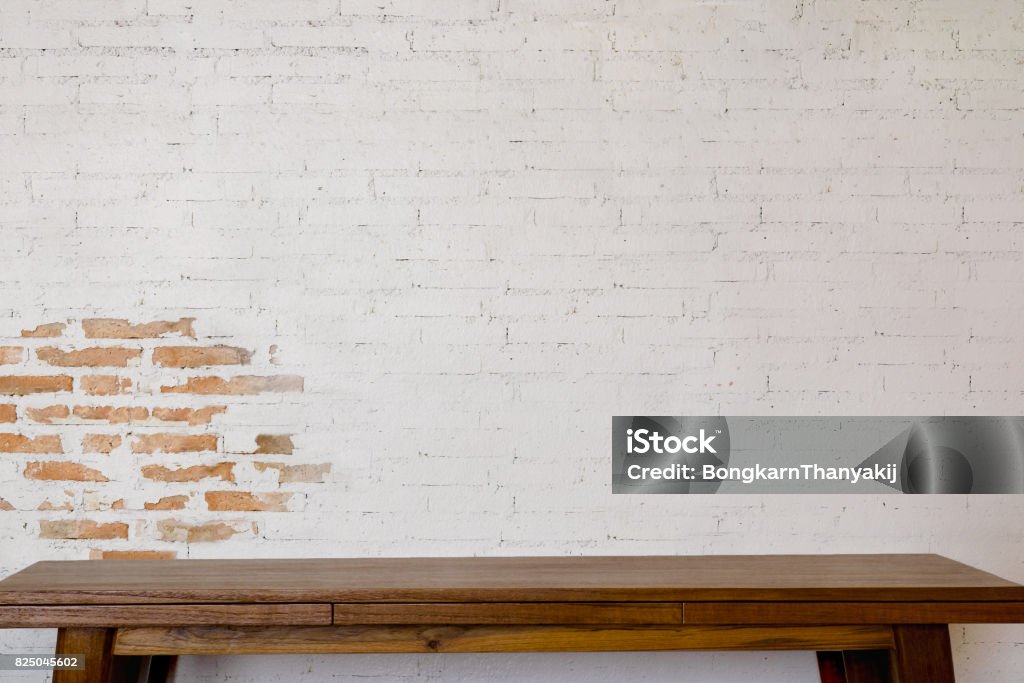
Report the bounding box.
[1,554,1023,683]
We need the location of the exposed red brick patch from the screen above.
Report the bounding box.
[132,433,218,454]
[205,491,291,512]
[40,520,128,540]
[83,318,195,339]
[4,318,311,553]
[25,461,108,481]
[90,549,177,560]
[153,346,253,368]
[25,405,70,424]
[38,499,73,511]
[253,434,294,455]
[38,346,142,368]
[0,375,73,395]
[144,495,190,511]
[21,322,65,338]
[82,434,122,454]
[73,406,149,424]
[0,498,14,511]
[161,375,303,395]
[157,519,243,543]
[0,434,63,453]
[80,375,132,396]
[255,462,331,484]
[141,462,235,482]
[152,406,226,425]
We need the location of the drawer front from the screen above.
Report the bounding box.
[332,602,683,625]
[683,601,1024,624]
[0,604,331,627]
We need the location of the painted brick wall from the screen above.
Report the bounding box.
[0,317,322,554]
[1,0,1024,681]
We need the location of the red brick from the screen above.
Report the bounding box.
[25,405,70,424]
[74,405,149,424]
[205,490,291,512]
[157,519,246,543]
[83,318,195,339]
[0,375,73,395]
[141,462,235,482]
[153,345,253,368]
[0,404,15,423]
[132,433,218,454]
[82,434,122,454]
[253,434,294,455]
[144,495,190,511]
[0,498,13,511]
[255,462,331,483]
[0,347,23,365]
[80,375,132,396]
[25,460,108,481]
[160,375,303,395]
[0,434,63,453]
[37,346,141,368]
[40,520,128,540]
[39,497,74,511]
[151,406,226,425]
[89,549,177,560]
[21,322,65,338]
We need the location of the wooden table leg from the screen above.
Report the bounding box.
[843,650,893,683]
[53,628,115,683]
[142,655,178,683]
[818,649,894,683]
[891,625,955,683]
[817,651,846,682]
[819,625,953,683]
[53,627,144,683]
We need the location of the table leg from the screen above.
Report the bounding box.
[142,655,177,682]
[53,628,115,683]
[818,649,894,683]
[53,627,143,683]
[890,625,955,683]
[843,650,893,683]
[817,651,846,682]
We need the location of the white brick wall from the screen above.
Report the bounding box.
[2,0,1024,681]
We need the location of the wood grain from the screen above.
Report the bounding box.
[891,624,955,683]
[2,554,1021,605]
[53,627,115,683]
[684,601,1024,624]
[112,624,895,655]
[331,602,683,625]
[0,604,331,627]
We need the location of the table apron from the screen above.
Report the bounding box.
[111,624,896,655]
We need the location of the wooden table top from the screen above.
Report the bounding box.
[2,554,1022,605]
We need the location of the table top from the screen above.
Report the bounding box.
[1,554,1022,605]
